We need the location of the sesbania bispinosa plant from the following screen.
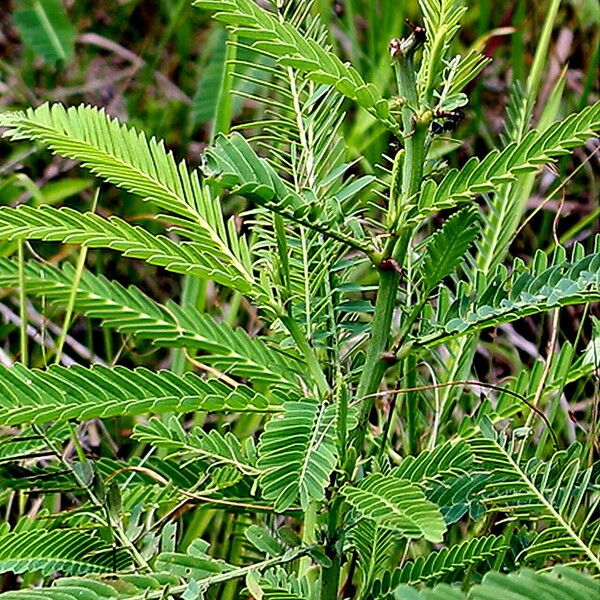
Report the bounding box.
[0,1,599,599]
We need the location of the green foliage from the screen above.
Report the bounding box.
[0,258,299,388]
[375,535,505,594]
[257,401,338,511]
[420,241,600,346]
[204,132,372,253]
[347,520,397,598]
[194,0,399,134]
[394,566,600,599]
[469,436,600,571]
[0,204,256,295]
[0,104,259,297]
[133,416,258,476]
[391,440,473,483]
[0,364,279,426]
[341,473,447,543]
[411,100,600,224]
[419,207,480,293]
[1,0,599,598]
[0,528,130,576]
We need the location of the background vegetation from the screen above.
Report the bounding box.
[0,0,599,598]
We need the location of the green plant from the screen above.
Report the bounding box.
[0,0,599,598]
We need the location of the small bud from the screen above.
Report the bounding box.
[381,351,398,365]
[389,38,402,59]
[378,258,403,274]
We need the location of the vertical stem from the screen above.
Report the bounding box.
[281,315,329,397]
[212,32,238,140]
[299,500,318,578]
[526,0,560,102]
[355,48,425,428]
[405,353,418,455]
[17,240,28,366]
[356,267,402,403]
[54,190,99,365]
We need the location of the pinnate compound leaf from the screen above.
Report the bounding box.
[413,100,600,223]
[393,566,600,599]
[0,364,280,427]
[374,535,506,595]
[257,401,338,511]
[0,103,257,295]
[0,204,255,295]
[193,0,398,133]
[420,241,600,346]
[203,133,370,252]
[341,473,447,543]
[420,208,480,292]
[133,417,258,476]
[0,528,130,576]
[391,440,473,483]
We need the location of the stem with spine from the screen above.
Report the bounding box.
[355,49,425,428]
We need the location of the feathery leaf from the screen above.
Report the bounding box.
[0,364,281,427]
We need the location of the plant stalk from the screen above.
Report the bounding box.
[17,240,28,366]
[281,314,329,397]
[355,46,425,429]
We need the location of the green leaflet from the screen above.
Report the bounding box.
[14,0,76,63]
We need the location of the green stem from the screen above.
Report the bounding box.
[356,266,401,404]
[299,500,318,579]
[354,44,425,438]
[212,32,238,139]
[17,240,28,366]
[54,191,98,364]
[404,353,418,455]
[281,315,329,397]
[320,552,340,599]
[526,0,560,102]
